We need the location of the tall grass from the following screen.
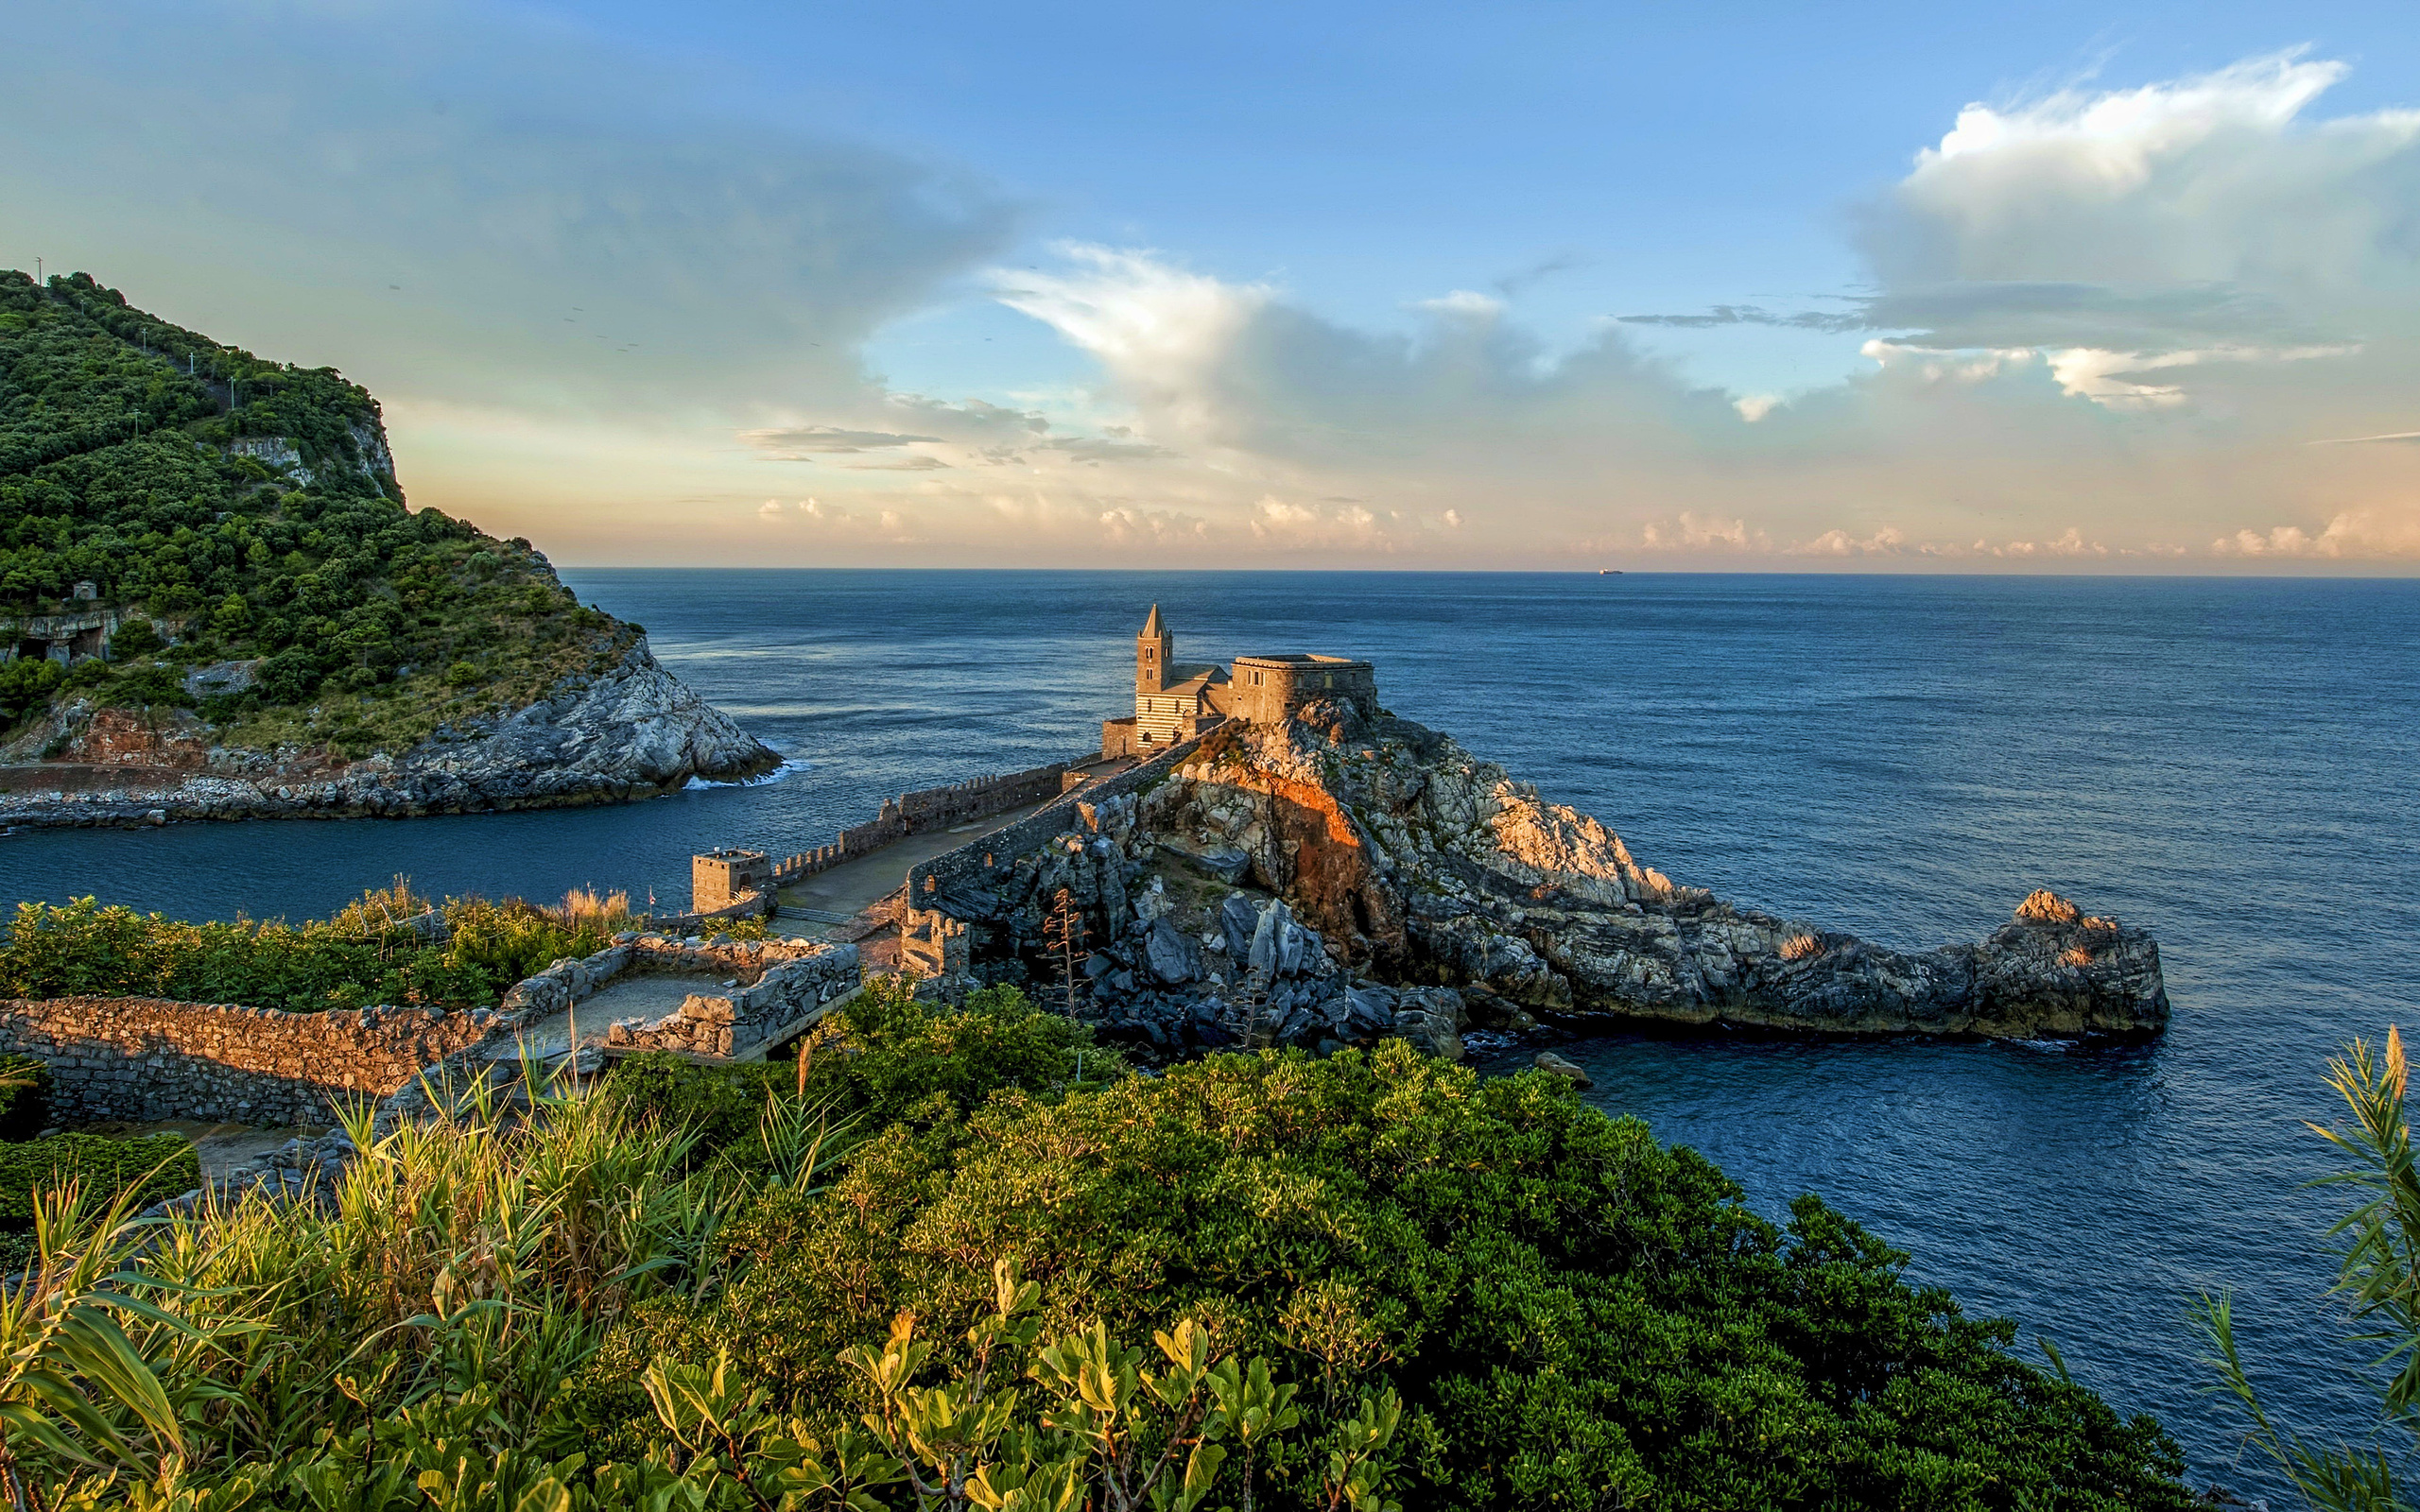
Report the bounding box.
[3,1057,846,1506]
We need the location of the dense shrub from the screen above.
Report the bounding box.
[0,887,649,1012]
[0,986,2199,1510]
[0,1132,196,1226]
[591,1021,2195,1511]
[612,979,1111,1165]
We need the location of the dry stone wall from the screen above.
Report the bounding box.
[602,936,861,1057]
[0,996,510,1124]
[0,932,867,1129]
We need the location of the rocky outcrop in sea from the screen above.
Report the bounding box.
[931,700,2169,1051]
[0,640,779,828]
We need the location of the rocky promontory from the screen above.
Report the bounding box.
[933,700,2168,1050]
[0,640,777,827]
[0,269,780,829]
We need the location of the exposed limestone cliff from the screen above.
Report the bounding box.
[941,700,2167,1050]
[0,640,777,826]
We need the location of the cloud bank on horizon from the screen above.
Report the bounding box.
[5,5,2416,569]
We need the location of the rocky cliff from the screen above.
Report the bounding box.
[0,640,778,827]
[931,700,2168,1053]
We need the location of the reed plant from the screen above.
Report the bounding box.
[2200,1025,2420,1510]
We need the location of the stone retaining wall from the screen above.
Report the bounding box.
[0,996,511,1124]
[0,928,866,1128]
[602,936,861,1057]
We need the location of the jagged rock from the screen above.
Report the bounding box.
[1193,849,1252,884]
[1220,894,1259,960]
[1533,1051,1594,1089]
[1145,919,1200,985]
[910,706,2168,1057]
[1390,987,1466,1061]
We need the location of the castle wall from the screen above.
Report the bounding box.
[767,762,1070,887]
[1230,657,1377,726]
[906,732,1209,913]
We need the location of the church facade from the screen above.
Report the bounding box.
[1100,604,1377,759]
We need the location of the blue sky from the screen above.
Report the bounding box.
[7,1,2419,568]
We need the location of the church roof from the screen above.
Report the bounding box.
[1162,664,1227,697]
[1141,603,1164,636]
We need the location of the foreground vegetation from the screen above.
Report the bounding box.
[0,269,639,757]
[0,883,761,1013]
[0,980,2200,1510]
[2197,1026,2420,1511]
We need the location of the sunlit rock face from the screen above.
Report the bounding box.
[1111,705,2168,1043]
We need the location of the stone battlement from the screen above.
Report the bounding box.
[693,761,1073,911]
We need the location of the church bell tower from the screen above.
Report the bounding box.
[1136,603,1172,696]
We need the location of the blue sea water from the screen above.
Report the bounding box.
[4,568,2416,1494]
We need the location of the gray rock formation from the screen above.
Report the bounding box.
[1533,1052,1594,1089]
[0,640,779,828]
[934,706,2168,1048]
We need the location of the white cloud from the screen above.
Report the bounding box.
[994,248,1270,436]
[1791,525,1910,556]
[2212,508,2420,558]
[1098,507,1212,546]
[1878,52,2417,294]
[2045,343,2360,409]
[31,16,2420,571]
[1641,511,1768,552]
[2,1,1018,421]
[1411,290,1508,319]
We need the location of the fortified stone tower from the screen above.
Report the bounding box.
[1136,603,1172,696]
[692,848,770,913]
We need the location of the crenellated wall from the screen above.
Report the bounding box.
[905,734,1207,914]
[762,761,1073,888]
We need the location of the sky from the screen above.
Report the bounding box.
[5,1,2419,571]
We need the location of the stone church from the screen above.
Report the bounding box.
[1101,604,1377,759]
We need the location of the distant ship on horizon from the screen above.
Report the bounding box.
[1599,569,1623,575]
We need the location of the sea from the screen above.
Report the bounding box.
[4,568,2414,1495]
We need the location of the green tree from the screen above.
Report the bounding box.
[206,594,249,639]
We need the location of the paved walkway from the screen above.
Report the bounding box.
[776,799,1058,919]
[772,756,1140,935]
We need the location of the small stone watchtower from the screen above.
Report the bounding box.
[691,848,770,913]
